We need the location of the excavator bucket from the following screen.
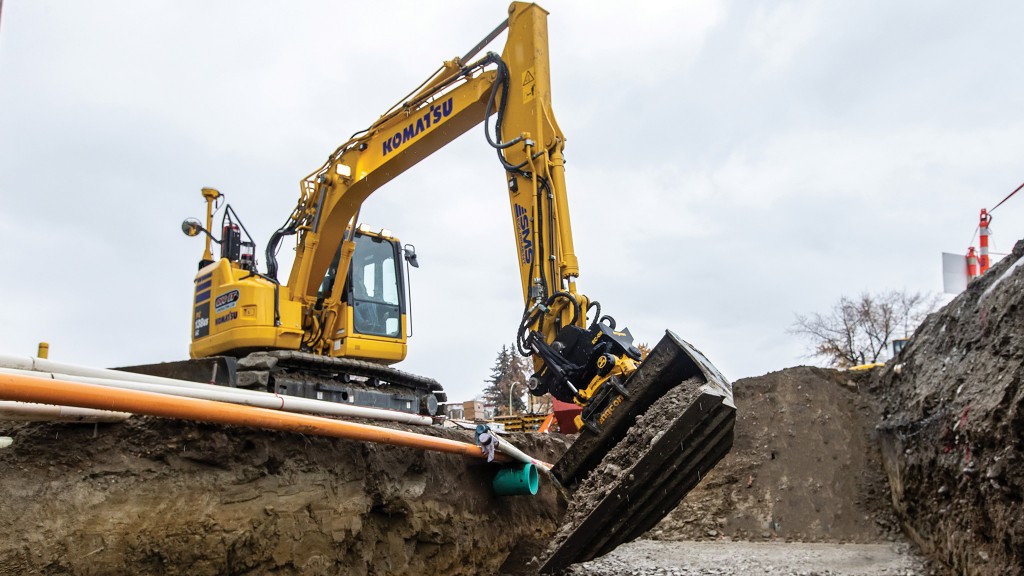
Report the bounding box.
[541,330,735,573]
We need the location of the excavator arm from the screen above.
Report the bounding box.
[270,5,587,366]
[271,4,634,416]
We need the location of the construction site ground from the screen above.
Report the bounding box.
[0,367,928,575]
[1,241,1021,575]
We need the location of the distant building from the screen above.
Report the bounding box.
[444,402,465,420]
[463,400,485,421]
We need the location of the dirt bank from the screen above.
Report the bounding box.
[0,365,913,575]
[0,417,569,575]
[651,366,899,544]
[874,240,1024,575]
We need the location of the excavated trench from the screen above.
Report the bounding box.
[0,365,910,576]
[2,243,1022,575]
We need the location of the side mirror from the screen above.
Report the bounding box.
[404,244,419,268]
[182,218,204,237]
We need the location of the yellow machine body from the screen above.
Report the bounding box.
[190,228,409,365]
[187,2,575,372]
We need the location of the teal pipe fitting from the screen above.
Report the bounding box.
[493,462,539,496]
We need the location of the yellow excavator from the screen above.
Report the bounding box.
[128,3,736,569]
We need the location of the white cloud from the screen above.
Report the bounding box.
[744,1,823,73]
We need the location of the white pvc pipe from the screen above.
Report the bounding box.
[0,400,132,423]
[0,355,433,426]
[491,432,553,470]
[0,356,547,467]
[0,355,268,397]
[0,365,432,426]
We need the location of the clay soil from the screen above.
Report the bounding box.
[0,367,920,576]
[651,366,900,545]
[0,417,570,576]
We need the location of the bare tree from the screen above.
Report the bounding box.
[790,290,939,368]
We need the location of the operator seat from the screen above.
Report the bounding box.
[352,279,381,334]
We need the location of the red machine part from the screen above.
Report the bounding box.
[552,398,582,433]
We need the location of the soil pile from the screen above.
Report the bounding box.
[873,240,1024,575]
[650,366,899,544]
[0,417,570,575]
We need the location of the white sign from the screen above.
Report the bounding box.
[942,252,968,294]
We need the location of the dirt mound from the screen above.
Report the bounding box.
[650,366,899,544]
[874,240,1024,576]
[0,417,570,575]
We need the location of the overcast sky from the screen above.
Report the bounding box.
[2,1,1022,404]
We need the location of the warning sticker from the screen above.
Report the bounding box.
[522,67,536,103]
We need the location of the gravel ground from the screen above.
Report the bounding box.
[562,540,928,576]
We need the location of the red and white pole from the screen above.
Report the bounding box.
[966,247,979,280]
[979,209,992,275]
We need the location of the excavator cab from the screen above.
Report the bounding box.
[318,226,414,362]
[182,191,416,366]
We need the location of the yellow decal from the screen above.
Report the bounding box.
[597,394,624,426]
[522,67,536,103]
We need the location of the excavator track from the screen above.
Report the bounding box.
[241,351,445,397]
[117,350,446,416]
[540,331,735,573]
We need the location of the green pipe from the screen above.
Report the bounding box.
[493,462,539,496]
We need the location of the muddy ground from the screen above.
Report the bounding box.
[0,365,921,576]
[0,418,570,575]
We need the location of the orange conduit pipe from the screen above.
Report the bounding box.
[0,371,516,463]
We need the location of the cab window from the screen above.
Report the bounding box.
[350,235,401,337]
